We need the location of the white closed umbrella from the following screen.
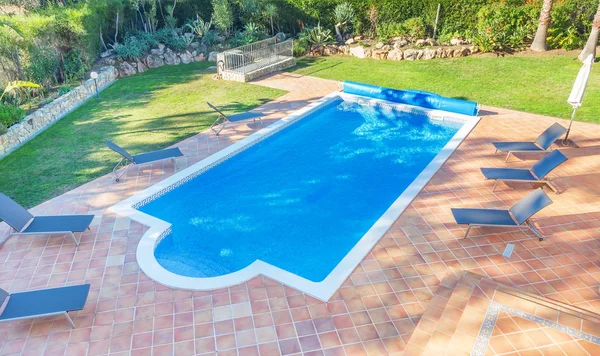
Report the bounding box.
[565,54,594,142]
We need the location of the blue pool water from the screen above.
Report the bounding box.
[141,98,461,282]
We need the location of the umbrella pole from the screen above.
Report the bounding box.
[564,107,577,141]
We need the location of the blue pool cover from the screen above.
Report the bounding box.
[343,81,479,116]
[142,98,463,282]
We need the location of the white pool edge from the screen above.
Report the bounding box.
[109,92,480,302]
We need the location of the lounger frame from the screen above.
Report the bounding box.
[207,102,263,136]
[489,176,559,193]
[112,156,180,182]
[0,310,77,328]
[463,218,545,241]
[496,145,547,163]
[4,226,87,247]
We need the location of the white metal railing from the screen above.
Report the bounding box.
[220,37,293,75]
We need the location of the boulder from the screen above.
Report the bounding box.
[349,46,367,59]
[375,42,384,49]
[180,51,193,64]
[416,50,424,60]
[382,45,391,51]
[436,47,447,58]
[415,39,426,46]
[145,54,164,68]
[345,38,356,45]
[450,38,463,46]
[190,42,200,48]
[136,60,147,73]
[118,61,136,76]
[422,48,436,60]
[151,43,166,55]
[387,49,403,61]
[164,50,180,65]
[372,50,388,60]
[469,46,480,54]
[425,38,438,46]
[323,45,339,56]
[194,53,206,62]
[354,35,364,41]
[404,49,418,61]
[338,45,350,55]
[208,51,218,62]
[310,45,324,56]
[100,50,113,58]
[394,39,409,49]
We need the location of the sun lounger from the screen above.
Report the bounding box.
[0,193,94,247]
[492,123,567,162]
[0,284,90,328]
[451,188,552,241]
[481,150,568,193]
[106,140,183,182]
[207,102,264,136]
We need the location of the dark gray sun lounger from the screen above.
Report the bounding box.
[451,188,552,241]
[207,102,264,136]
[492,123,567,162]
[106,140,184,182]
[481,150,568,193]
[0,193,94,247]
[0,284,90,328]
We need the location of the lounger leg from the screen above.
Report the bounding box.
[464,225,473,238]
[113,158,127,182]
[492,181,499,192]
[504,152,512,163]
[258,117,264,128]
[69,232,80,247]
[64,312,76,329]
[545,181,559,194]
[526,221,545,241]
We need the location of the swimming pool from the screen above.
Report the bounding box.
[111,89,479,301]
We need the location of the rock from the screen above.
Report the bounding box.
[415,39,426,46]
[99,57,115,66]
[310,45,324,56]
[190,42,200,48]
[180,51,193,64]
[387,49,403,61]
[194,53,206,62]
[136,60,147,73]
[422,48,436,60]
[375,42,384,49]
[354,35,364,40]
[158,43,165,52]
[345,38,355,45]
[453,48,463,57]
[382,45,391,51]
[416,50,424,60]
[372,50,388,60]
[469,46,480,54]
[145,54,164,68]
[425,38,438,46]
[208,51,218,62]
[275,32,286,41]
[164,50,180,65]
[349,46,367,59]
[394,39,408,49]
[404,49,418,61]
[436,47,446,58]
[118,61,136,76]
[100,50,113,58]
[323,45,338,56]
[338,45,350,55]
[450,38,463,46]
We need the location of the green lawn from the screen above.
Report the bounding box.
[290,55,600,123]
[0,62,285,208]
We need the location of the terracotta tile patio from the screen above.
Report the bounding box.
[1,72,600,355]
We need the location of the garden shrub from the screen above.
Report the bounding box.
[58,85,74,96]
[62,49,87,82]
[113,36,150,60]
[0,104,26,130]
[25,46,59,87]
[402,17,427,40]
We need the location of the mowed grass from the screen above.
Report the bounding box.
[0,62,285,208]
[290,55,600,123]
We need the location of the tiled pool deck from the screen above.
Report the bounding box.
[1,72,600,355]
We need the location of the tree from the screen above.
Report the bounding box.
[263,3,276,36]
[333,2,354,44]
[211,0,232,36]
[579,0,600,61]
[530,0,553,52]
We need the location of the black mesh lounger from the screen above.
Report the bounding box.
[0,193,94,247]
[451,188,553,241]
[492,123,567,162]
[0,284,90,328]
[207,102,264,136]
[481,150,568,193]
[105,140,184,182]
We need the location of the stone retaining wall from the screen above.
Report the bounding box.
[0,66,118,158]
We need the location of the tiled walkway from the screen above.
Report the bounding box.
[1,72,600,355]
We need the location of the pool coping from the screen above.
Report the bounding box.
[109,91,480,302]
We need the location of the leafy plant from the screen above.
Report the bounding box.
[58,85,74,96]
[62,49,86,82]
[402,17,427,40]
[25,46,58,87]
[0,123,6,135]
[263,3,277,35]
[1,81,41,104]
[0,103,26,129]
[111,36,149,60]
[377,22,405,42]
[211,0,233,36]
[299,24,334,46]
[333,2,355,43]
[186,15,212,39]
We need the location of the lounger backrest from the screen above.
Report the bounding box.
[509,188,553,225]
[0,288,8,307]
[106,140,135,163]
[531,150,568,179]
[0,193,34,232]
[207,102,229,120]
[535,123,568,150]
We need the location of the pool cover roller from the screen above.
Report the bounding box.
[343,81,479,116]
